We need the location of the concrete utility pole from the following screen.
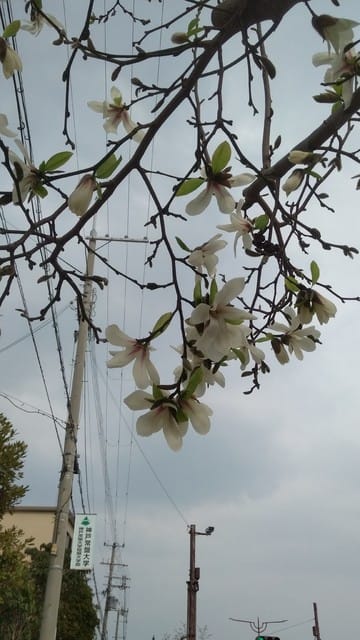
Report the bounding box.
[101,542,118,640]
[186,525,214,640]
[39,232,97,640]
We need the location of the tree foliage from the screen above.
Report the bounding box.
[27,545,99,640]
[0,412,27,517]
[1,0,360,448]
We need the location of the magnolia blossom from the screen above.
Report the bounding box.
[68,174,96,216]
[0,114,16,137]
[0,38,22,78]
[217,199,253,254]
[313,15,359,54]
[282,169,305,197]
[313,49,357,108]
[186,171,255,216]
[106,324,159,389]
[179,397,213,435]
[173,340,226,397]
[88,86,144,142]
[187,234,227,277]
[188,278,254,362]
[296,290,337,325]
[9,141,39,203]
[124,390,188,451]
[21,11,64,36]
[270,307,321,364]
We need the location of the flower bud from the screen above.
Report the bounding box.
[68,174,96,216]
[0,38,22,78]
[171,32,188,44]
[282,169,305,196]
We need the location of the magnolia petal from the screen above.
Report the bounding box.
[145,358,160,386]
[189,303,210,326]
[312,52,336,67]
[106,324,132,347]
[183,399,212,435]
[186,186,212,215]
[107,350,134,368]
[121,110,145,143]
[163,418,187,451]
[132,356,152,389]
[136,411,162,436]
[214,277,245,306]
[0,113,16,137]
[110,86,122,102]
[124,390,152,411]
[87,100,105,114]
[213,184,235,213]
[228,172,256,187]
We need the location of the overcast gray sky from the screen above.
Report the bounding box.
[1,1,360,640]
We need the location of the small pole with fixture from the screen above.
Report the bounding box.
[186,525,214,640]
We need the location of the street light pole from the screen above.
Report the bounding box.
[186,525,214,640]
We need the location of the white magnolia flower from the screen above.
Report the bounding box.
[313,15,359,54]
[188,278,254,362]
[217,199,253,254]
[0,114,16,137]
[88,86,145,142]
[186,171,255,216]
[106,324,159,389]
[296,290,337,325]
[21,11,64,36]
[124,390,188,451]
[0,38,22,78]
[313,49,357,108]
[270,307,321,364]
[9,141,39,203]
[68,174,96,216]
[282,169,305,197]
[187,234,227,277]
[179,397,213,435]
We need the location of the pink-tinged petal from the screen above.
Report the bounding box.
[106,324,132,347]
[186,186,212,215]
[214,277,245,306]
[124,390,153,410]
[213,184,235,213]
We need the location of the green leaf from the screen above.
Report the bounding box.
[33,183,48,198]
[95,154,122,179]
[193,280,202,305]
[209,278,218,305]
[310,260,320,285]
[152,385,163,401]
[151,311,173,337]
[183,367,203,399]
[2,20,21,38]
[211,141,231,174]
[307,170,322,180]
[175,236,191,252]
[175,178,204,196]
[187,18,201,36]
[231,348,247,365]
[285,276,300,293]
[43,151,73,172]
[254,214,269,230]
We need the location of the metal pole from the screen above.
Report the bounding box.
[186,525,199,640]
[39,233,97,640]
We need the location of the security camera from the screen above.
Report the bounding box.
[205,526,214,535]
